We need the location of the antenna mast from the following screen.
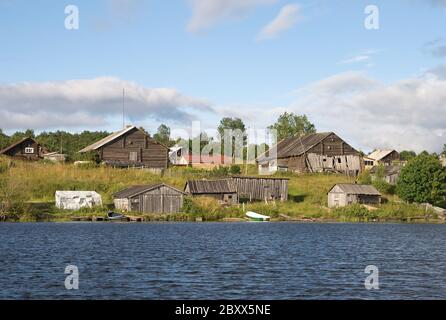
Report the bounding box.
[122,88,125,129]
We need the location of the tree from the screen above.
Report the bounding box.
[396,154,446,205]
[400,150,417,161]
[217,117,246,138]
[442,144,446,156]
[217,118,246,160]
[153,124,171,146]
[268,112,316,141]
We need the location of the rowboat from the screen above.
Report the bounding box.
[107,211,126,221]
[245,211,270,222]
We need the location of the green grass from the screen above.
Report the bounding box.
[0,158,437,222]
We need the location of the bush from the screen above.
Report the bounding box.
[397,154,446,205]
[357,171,372,185]
[372,179,395,195]
[229,165,241,175]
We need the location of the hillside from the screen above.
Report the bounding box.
[0,158,437,222]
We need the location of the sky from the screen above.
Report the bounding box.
[0,0,445,153]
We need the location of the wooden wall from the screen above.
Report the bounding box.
[3,139,41,160]
[127,185,184,214]
[232,177,288,201]
[101,128,168,168]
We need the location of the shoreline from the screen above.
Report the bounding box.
[1,216,444,224]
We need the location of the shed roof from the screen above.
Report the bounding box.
[231,176,290,181]
[113,183,185,198]
[0,137,39,155]
[329,184,381,196]
[369,165,401,176]
[367,149,396,161]
[185,179,237,194]
[257,132,339,162]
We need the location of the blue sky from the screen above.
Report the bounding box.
[0,0,445,152]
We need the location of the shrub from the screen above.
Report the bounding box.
[397,154,446,205]
[229,165,241,175]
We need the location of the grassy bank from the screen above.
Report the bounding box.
[0,158,439,222]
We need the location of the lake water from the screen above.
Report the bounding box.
[1,222,446,300]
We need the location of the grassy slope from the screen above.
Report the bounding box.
[0,159,437,222]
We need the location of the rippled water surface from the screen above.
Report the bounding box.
[1,222,446,299]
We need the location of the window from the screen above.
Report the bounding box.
[129,151,138,162]
[25,147,34,154]
[338,158,342,164]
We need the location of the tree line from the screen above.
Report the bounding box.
[1,112,445,162]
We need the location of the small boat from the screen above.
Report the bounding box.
[245,211,270,222]
[107,211,126,221]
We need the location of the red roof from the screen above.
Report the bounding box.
[187,153,232,165]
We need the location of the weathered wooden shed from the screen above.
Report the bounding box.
[113,183,186,214]
[369,165,401,185]
[79,126,169,170]
[0,137,47,160]
[184,179,238,204]
[328,184,381,208]
[230,176,289,202]
[257,132,362,176]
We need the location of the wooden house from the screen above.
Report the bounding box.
[113,184,185,214]
[369,165,401,185]
[256,132,362,176]
[79,126,169,170]
[230,176,289,202]
[328,184,381,208]
[0,137,47,160]
[184,179,238,204]
[364,149,400,169]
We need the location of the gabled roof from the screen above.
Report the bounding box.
[113,183,186,199]
[79,126,168,153]
[257,132,333,162]
[185,179,237,194]
[367,149,396,161]
[0,137,39,155]
[79,126,138,153]
[329,184,381,196]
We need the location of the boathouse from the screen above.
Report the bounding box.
[113,184,185,214]
[184,179,238,204]
[256,132,362,176]
[79,126,169,170]
[230,176,289,202]
[327,184,381,208]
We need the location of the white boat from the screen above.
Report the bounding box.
[245,211,270,222]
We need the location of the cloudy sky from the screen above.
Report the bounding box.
[0,0,445,152]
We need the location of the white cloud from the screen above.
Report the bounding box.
[288,71,446,153]
[257,4,301,40]
[187,0,276,33]
[0,77,213,130]
[219,70,446,153]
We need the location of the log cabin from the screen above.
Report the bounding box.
[79,126,169,170]
[256,132,362,175]
[0,137,47,160]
